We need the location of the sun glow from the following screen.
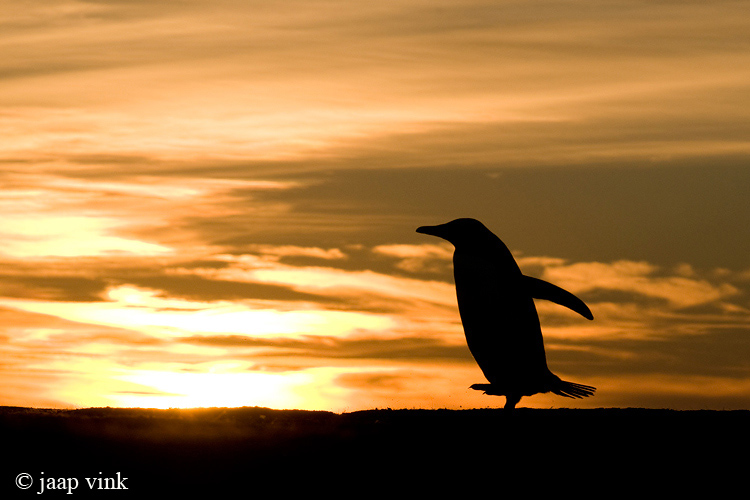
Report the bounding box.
[111,368,315,409]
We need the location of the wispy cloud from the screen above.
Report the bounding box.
[542,260,740,310]
[246,244,347,261]
[3,1,749,165]
[0,172,299,259]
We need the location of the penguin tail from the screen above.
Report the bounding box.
[551,380,596,399]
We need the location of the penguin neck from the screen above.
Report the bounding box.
[452,237,521,274]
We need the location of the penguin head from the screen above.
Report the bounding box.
[416,218,497,248]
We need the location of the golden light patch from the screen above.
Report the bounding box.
[0,214,172,258]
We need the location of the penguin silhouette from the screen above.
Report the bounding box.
[417,218,595,410]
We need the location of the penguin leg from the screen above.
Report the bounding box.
[504,394,521,411]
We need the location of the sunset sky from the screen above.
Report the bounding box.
[1,0,749,411]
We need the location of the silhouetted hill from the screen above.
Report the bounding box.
[3,406,746,496]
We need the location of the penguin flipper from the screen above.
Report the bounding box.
[523,275,594,320]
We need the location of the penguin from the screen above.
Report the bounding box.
[416,218,595,410]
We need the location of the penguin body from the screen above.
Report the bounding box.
[417,218,595,409]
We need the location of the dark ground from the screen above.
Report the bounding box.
[3,406,747,496]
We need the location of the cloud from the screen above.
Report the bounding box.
[373,243,453,272]
[193,253,457,312]
[246,244,347,261]
[0,284,395,341]
[540,260,740,310]
[181,333,470,363]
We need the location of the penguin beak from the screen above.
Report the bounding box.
[416,224,445,238]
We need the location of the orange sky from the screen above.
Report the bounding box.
[1,0,749,411]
